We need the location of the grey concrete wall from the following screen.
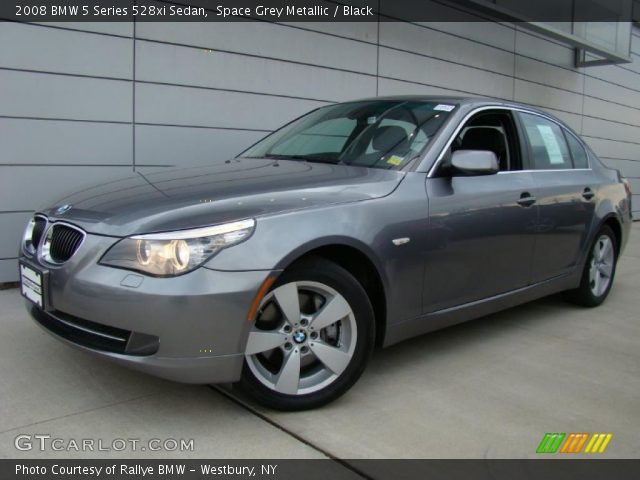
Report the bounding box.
[1,13,640,281]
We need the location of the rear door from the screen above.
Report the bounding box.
[517,112,596,282]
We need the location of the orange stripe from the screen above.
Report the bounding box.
[560,434,576,453]
[247,276,275,321]
[572,433,589,453]
[568,434,581,453]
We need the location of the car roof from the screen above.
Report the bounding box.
[339,95,564,127]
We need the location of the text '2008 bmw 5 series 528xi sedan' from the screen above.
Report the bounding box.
[19,97,632,410]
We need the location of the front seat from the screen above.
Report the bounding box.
[371,125,409,153]
[459,127,507,170]
[348,125,409,167]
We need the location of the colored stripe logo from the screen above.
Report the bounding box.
[537,433,612,454]
[584,433,613,453]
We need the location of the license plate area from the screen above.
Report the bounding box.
[19,260,49,310]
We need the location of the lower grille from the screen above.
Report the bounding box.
[30,307,159,356]
[46,224,84,263]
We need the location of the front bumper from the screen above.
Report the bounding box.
[21,233,274,384]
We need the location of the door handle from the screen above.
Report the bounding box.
[582,187,595,200]
[517,192,536,207]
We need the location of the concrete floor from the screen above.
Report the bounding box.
[1,223,638,461]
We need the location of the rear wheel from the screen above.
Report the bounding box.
[565,225,618,307]
[239,258,374,410]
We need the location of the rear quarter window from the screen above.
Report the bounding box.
[564,131,589,169]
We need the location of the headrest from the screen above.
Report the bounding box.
[371,126,409,151]
[460,127,506,153]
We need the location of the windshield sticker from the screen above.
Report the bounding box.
[386,155,404,166]
[434,104,455,112]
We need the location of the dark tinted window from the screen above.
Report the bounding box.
[520,113,572,170]
[564,131,589,168]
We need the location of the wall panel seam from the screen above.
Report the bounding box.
[135,37,378,77]
[581,134,640,146]
[0,66,131,82]
[0,115,130,125]
[0,116,274,132]
[132,17,136,172]
[0,164,171,167]
[137,80,335,103]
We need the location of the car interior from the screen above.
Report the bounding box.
[440,110,522,175]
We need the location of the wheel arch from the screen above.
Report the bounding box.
[593,212,623,253]
[275,238,389,347]
[601,215,623,252]
[576,212,624,275]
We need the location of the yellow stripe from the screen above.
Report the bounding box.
[598,434,613,453]
[590,434,605,453]
[573,434,589,453]
[584,434,598,453]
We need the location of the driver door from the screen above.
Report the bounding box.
[423,109,538,313]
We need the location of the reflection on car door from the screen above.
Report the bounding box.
[517,112,596,283]
[423,109,538,313]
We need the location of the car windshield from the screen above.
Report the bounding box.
[240,100,456,170]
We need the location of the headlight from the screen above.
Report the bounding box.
[100,219,255,276]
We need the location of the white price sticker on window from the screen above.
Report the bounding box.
[536,125,564,164]
[434,104,455,112]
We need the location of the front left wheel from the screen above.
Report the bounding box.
[238,258,375,411]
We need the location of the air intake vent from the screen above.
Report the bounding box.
[44,224,84,263]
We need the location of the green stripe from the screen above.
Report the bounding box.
[537,433,565,453]
[549,433,566,453]
[537,433,554,453]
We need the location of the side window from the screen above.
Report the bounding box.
[564,131,589,169]
[447,110,520,172]
[519,113,572,170]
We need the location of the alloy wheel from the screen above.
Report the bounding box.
[589,234,614,297]
[245,281,357,395]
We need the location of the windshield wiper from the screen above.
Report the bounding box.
[259,154,343,165]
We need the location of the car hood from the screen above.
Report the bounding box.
[41,158,405,236]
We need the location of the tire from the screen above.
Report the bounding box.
[564,225,618,307]
[238,257,375,411]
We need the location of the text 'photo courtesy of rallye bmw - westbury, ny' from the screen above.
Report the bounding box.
[15,463,276,477]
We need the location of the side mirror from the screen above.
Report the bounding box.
[450,150,499,176]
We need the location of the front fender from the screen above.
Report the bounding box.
[204,187,430,325]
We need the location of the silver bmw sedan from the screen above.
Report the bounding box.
[19,97,632,410]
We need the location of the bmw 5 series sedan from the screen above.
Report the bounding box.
[20,97,632,410]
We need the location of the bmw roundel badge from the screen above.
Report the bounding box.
[55,204,72,215]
